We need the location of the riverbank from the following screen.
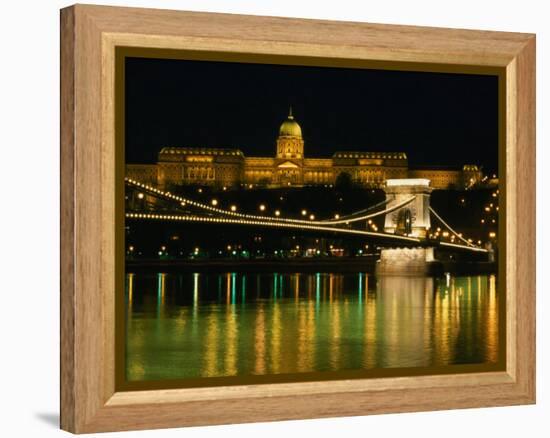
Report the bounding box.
[126,257,497,275]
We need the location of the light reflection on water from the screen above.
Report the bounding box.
[125,272,499,381]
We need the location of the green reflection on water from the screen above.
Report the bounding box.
[125,272,499,381]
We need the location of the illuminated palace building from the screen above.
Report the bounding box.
[126,109,485,190]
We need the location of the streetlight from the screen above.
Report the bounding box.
[259,204,266,212]
[211,199,218,206]
[301,209,307,216]
[275,210,281,217]
[230,205,237,212]
[137,193,144,199]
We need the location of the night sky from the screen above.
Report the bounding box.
[125,57,498,173]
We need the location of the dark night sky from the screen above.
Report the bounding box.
[125,57,498,173]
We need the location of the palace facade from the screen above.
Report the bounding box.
[126,109,484,190]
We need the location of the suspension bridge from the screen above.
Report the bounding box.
[124,177,488,255]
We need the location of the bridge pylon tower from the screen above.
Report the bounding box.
[383,179,433,238]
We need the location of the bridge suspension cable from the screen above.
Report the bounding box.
[429,206,479,248]
[125,178,415,226]
[125,179,487,253]
[328,199,389,221]
[439,241,488,253]
[126,212,423,243]
[318,197,416,225]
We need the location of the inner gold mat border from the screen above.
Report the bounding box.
[114,46,506,392]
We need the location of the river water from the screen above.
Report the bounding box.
[125,272,499,381]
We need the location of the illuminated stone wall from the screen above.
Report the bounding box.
[126,151,483,190]
[408,169,462,189]
[376,248,437,275]
[126,164,158,185]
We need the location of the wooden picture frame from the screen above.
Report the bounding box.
[60,4,536,433]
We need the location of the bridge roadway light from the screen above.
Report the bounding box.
[211,199,218,206]
[301,209,307,216]
[230,205,237,212]
[309,214,315,220]
[275,210,281,217]
[259,204,266,211]
[334,214,340,219]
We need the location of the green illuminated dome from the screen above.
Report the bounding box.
[279,107,302,138]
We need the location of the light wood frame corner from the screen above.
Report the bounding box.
[60,4,536,434]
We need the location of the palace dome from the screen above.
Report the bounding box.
[278,107,302,138]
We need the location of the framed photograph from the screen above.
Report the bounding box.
[60,4,536,433]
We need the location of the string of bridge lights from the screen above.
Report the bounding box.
[429,206,480,248]
[124,211,424,243]
[125,178,488,253]
[328,198,389,221]
[439,242,488,253]
[125,177,416,226]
